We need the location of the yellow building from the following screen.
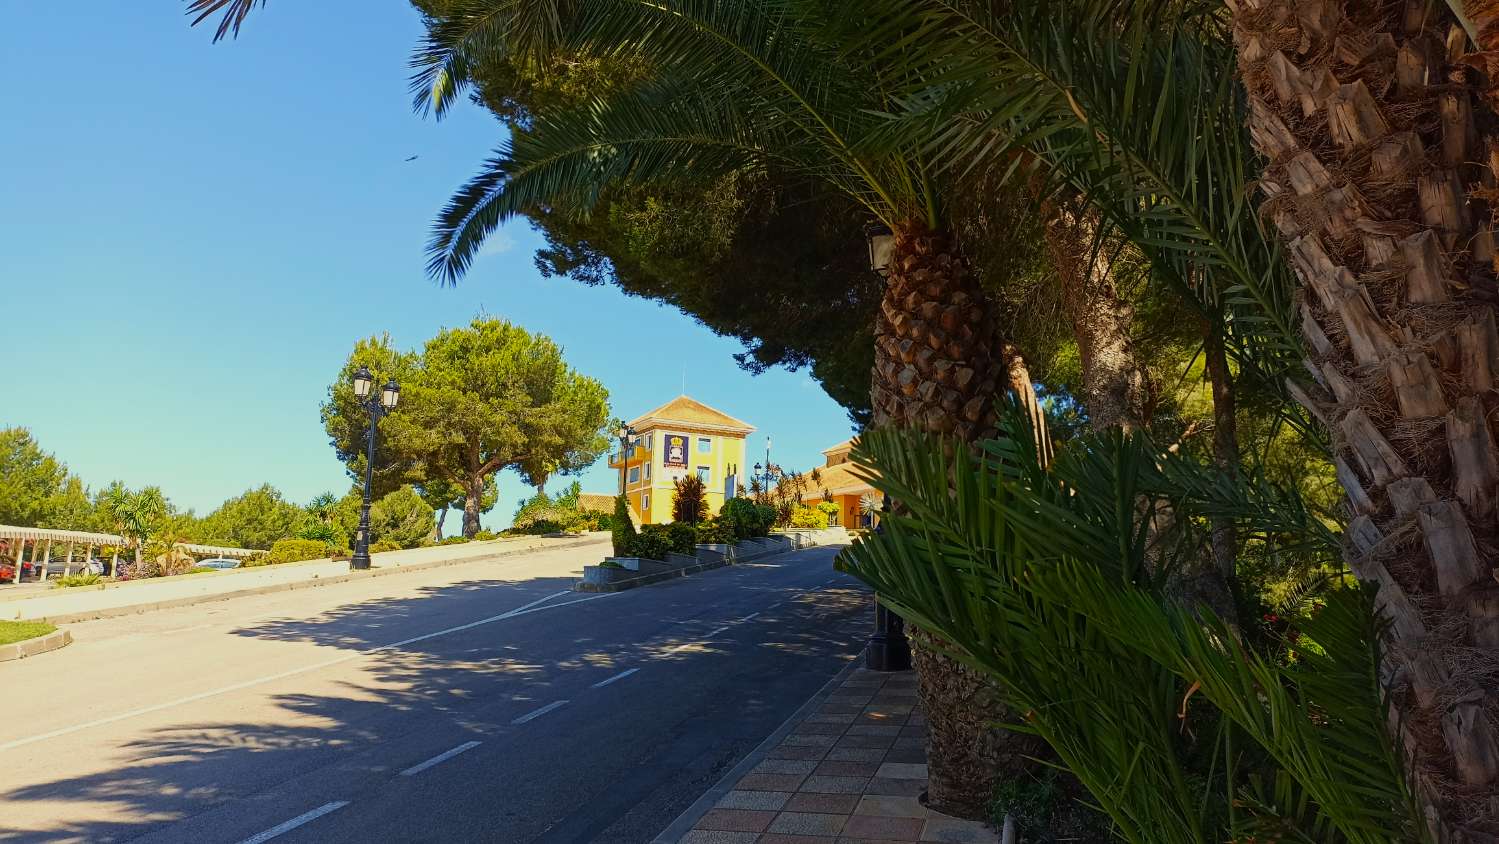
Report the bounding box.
[809,439,880,530]
[608,396,755,524]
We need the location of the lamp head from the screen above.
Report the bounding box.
[352,365,374,398]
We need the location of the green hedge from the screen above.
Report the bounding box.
[720,497,773,539]
[248,538,334,567]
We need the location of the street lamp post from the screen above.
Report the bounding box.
[349,365,400,572]
[865,496,911,671]
[616,424,635,497]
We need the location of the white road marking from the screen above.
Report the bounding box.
[0,590,615,752]
[591,668,639,688]
[400,740,481,776]
[238,801,349,844]
[705,626,730,637]
[739,612,760,622]
[511,700,569,725]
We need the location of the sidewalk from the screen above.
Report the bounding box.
[0,533,607,623]
[667,667,999,844]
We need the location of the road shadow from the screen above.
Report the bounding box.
[0,561,872,843]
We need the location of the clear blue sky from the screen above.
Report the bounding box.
[0,3,856,529]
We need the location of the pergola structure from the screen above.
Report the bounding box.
[0,526,261,584]
[0,525,125,584]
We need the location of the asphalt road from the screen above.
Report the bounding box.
[0,539,870,843]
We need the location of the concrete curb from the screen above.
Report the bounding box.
[575,558,733,592]
[29,537,604,625]
[650,655,862,844]
[575,541,830,593]
[0,629,73,662]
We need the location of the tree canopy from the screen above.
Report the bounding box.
[322,318,611,537]
[195,484,313,550]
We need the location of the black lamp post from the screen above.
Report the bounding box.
[349,365,400,571]
[615,424,636,497]
[865,494,911,671]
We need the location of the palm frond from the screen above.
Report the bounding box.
[845,0,1318,441]
[425,0,936,282]
[838,424,1419,841]
[185,0,266,42]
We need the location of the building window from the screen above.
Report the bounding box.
[642,493,650,512]
[697,466,711,484]
[725,473,737,499]
[644,461,651,480]
[628,466,640,484]
[697,436,712,454]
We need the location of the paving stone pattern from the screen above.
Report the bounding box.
[677,669,998,844]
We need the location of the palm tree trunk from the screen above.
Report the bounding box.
[1043,195,1150,432]
[871,225,1044,819]
[1233,3,1499,836]
[1203,322,1239,586]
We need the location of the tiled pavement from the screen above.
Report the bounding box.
[675,668,998,844]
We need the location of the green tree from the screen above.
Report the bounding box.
[97,483,169,573]
[395,318,610,537]
[197,484,312,550]
[369,485,437,548]
[323,319,611,538]
[670,474,708,524]
[0,427,70,527]
[417,476,495,539]
[321,333,425,499]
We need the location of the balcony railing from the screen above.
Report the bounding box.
[607,447,652,468]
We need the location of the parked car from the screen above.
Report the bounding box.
[0,560,38,581]
[195,558,241,570]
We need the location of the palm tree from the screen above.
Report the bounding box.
[405,0,1039,816]
[1226,2,1499,837]
[100,485,168,576]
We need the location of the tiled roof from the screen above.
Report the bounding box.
[781,461,877,498]
[576,493,616,512]
[627,395,755,433]
[822,438,856,456]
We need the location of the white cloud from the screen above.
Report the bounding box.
[478,232,517,257]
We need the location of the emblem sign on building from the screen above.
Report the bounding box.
[662,433,689,468]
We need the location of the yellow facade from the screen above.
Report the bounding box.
[808,439,879,531]
[607,396,755,525]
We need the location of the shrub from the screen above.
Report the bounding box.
[51,572,103,588]
[579,509,613,531]
[473,529,498,541]
[369,486,437,549]
[187,566,218,575]
[719,497,762,540]
[611,494,637,556]
[789,505,828,528]
[695,519,733,544]
[298,522,342,545]
[511,518,566,535]
[438,535,471,545]
[671,475,709,524]
[666,522,697,555]
[368,539,402,553]
[259,538,333,566]
[597,559,625,569]
[754,503,776,535]
[623,527,671,561]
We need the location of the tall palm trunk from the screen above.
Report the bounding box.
[871,225,1043,818]
[1203,322,1240,586]
[1233,2,1499,836]
[1043,197,1150,432]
